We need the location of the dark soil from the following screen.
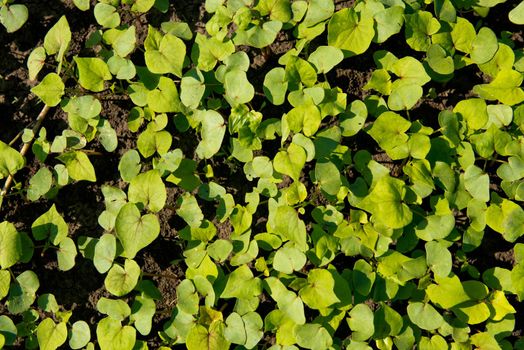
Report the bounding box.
[1,0,523,348]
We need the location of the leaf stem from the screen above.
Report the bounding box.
[142,272,179,281]
[1,104,51,211]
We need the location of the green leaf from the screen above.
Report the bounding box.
[27,167,52,201]
[187,322,230,350]
[273,245,306,274]
[419,335,447,350]
[0,222,31,269]
[464,165,490,202]
[0,270,10,300]
[295,323,333,350]
[207,239,233,262]
[28,47,46,81]
[181,69,205,109]
[104,26,136,57]
[221,265,262,300]
[388,84,422,111]
[73,0,90,11]
[415,213,455,241]
[308,46,343,74]
[97,297,131,321]
[315,161,342,196]
[490,290,516,321]
[36,319,67,350]
[285,102,321,137]
[131,0,155,13]
[264,67,288,105]
[373,303,404,339]
[407,302,444,331]
[192,33,235,72]
[69,321,91,349]
[57,237,77,271]
[63,95,102,120]
[451,17,476,53]
[256,0,292,22]
[74,57,112,92]
[224,312,264,348]
[145,27,186,77]
[377,251,426,285]
[31,73,65,107]
[274,143,306,181]
[360,177,413,229]
[7,270,39,314]
[31,204,68,245]
[94,3,120,28]
[426,44,454,76]
[147,76,181,112]
[137,129,172,158]
[391,56,431,88]
[224,69,254,107]
[177,193,204,228]
[302,0,333,27]
[299,269,340,310]
[57,151,97,182]
[130,295,155,335]
[427,275,470,309]
[0,4,28,33]
[471,27,498,65]
[340,100,368,137]
[115,203,160,259]
[473,69,524,106]
[368,111,410,155]
[233,20,282,48]
[107,55,136,80]
[96,317,136,350]
[285,56,317,89]
[268,205,308,251]
[95,121,117,154]
[373,6,404,43]
[176,279,199,315]
[0,140,24,179]
[119,150,141,182]
[425,241,452,278]
[509,1,524,24]
[328,8,374,56]
[128,170,166,212]
[347,304,374,341]
[453,98,488,131]
[195,110,226,159]
[94,234,116,274]
[486,198,524,242]
[404,11,440,51]
[37,294,58,313]
[43,15,71,70]
[104,259,140,297]
[0,315,17,345]
[162,21,193,40]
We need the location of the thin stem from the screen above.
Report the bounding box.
[82,150,104,156]
[142,272,179,281]
[1,104,51,211]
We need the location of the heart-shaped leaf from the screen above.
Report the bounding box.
[36,319,67,350]
[328,8,374,56]
[7,270,39,314]
[69,321,91,349]
[104,259,140,296]
[31,204,68,245]
[0,4,28,33]
[96,317,136,350]
[31,73,64,107]
[128,170,166,212]
[115,203,160,259]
